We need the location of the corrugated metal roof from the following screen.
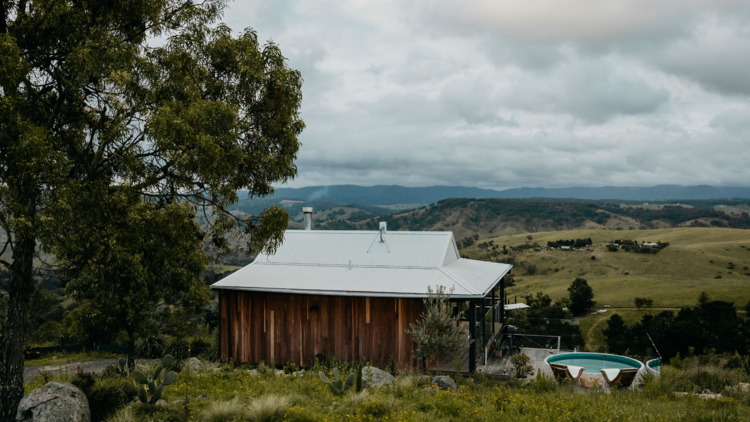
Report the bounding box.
[212,229,512,298]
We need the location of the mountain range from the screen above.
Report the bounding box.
[266,184,750,205]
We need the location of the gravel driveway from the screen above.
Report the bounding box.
[23,359,116,383]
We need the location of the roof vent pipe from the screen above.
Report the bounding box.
[303,207,313,230]
[379,222,387,242]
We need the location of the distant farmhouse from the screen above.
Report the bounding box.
[211,208,512,371]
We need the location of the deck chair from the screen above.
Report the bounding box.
[549,363,585,384]
[601,368,639,388]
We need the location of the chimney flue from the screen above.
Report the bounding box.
[303,207,313,230]
[379,222,387,242]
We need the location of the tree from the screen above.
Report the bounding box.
[568,278,595,315]
[406,286,470,370]
[635,297,654,309]
[602,314,629,354]
[54,199,210,367]
[0,1,304,419]
[698,291,710,307]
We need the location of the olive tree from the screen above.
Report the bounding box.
[407,286,471,371]
[0,1,304,419]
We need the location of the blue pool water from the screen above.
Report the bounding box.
[547,353,643,372]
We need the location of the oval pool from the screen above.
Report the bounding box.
[545,352,644,372]
[646,358,661,374]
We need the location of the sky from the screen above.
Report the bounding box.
[221,0,750,189]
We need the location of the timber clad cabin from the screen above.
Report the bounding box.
[211,211,512,372]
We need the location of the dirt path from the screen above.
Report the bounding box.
[23,359,116,383]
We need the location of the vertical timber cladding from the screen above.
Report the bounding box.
[223,290,423,368]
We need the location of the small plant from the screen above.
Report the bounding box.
[319,367,355,397]
[131,355,178,404]
[200,398,242,422]
[246,395,290,422]
[510,353,534,379]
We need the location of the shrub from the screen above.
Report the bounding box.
[246,395,290,422]
[106,407,135,422]
[510,354,534,379]
[200,398,243,422]
[163,337,191,360]
[531,372,557,393]
[88,382,129,422]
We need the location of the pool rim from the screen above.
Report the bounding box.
[646,358,661,374]
[544,351,645,374]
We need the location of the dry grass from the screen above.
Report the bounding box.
[200,398,243,422]
[245,395,290,422]
[106,407,135,422]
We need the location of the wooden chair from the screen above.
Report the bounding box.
[549,363,585,384]
[601,368,639,388]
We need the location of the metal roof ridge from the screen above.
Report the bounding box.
[284,230,451,235]
[437,266,481,295]
[253,261,441,270]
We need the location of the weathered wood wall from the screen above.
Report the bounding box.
[219,291,423,368]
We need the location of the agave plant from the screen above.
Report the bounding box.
[319,368,355,397]
[131,355,178,404]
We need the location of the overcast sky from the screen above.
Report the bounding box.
[222,0,750,189]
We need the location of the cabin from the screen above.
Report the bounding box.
[211,208,512,371]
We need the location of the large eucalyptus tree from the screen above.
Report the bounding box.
[0,1,304,419]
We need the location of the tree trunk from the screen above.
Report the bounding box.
[127,327,136,371]
[0,235,36,422]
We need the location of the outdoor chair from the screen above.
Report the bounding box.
[549,363,585,384]
[600,368,639,389]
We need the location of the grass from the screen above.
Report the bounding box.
[28,359,739,422]
[462,227,750,347]
[577,309,659,351]
[24,351,125,367]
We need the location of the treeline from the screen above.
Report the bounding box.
[547,238,592,248]
[323,198,750,234]
[603,293,750,360]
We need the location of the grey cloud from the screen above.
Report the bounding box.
[504,59,669,123]
[219,1,750,189]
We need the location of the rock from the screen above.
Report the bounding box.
[740,382,749,392]
[362,367,396,388]
[187,357,202,374]
[197,395,209,401]
[16,382,91,422]
[155,400,168,407]
[421,387,437,395]
[431,376,457,392]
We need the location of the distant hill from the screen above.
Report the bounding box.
[267,184,750,205]
[301,197,750,240]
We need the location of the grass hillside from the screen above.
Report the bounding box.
[460,227,750,350]
[305,198,750,240]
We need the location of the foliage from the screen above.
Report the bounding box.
[318,368,355,397]
[22,357,750,422]
[246,395,290,422]
[406,286,471,368]
[568,278,596,315]
[602,314,629,355]
[510,354,534,379]
[603,293,750,359]
[199,398,242,422]
[634,297,654,309]
[1,0,304,417]
[131,355,178,404]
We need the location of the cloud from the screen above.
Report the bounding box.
[219,1,750,189]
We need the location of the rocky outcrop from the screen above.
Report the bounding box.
[362,367,396,388]
[431,375,457,392]
[187,357,202,374]
[16,382,91,422]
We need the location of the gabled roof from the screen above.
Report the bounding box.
[211,230,512,298]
